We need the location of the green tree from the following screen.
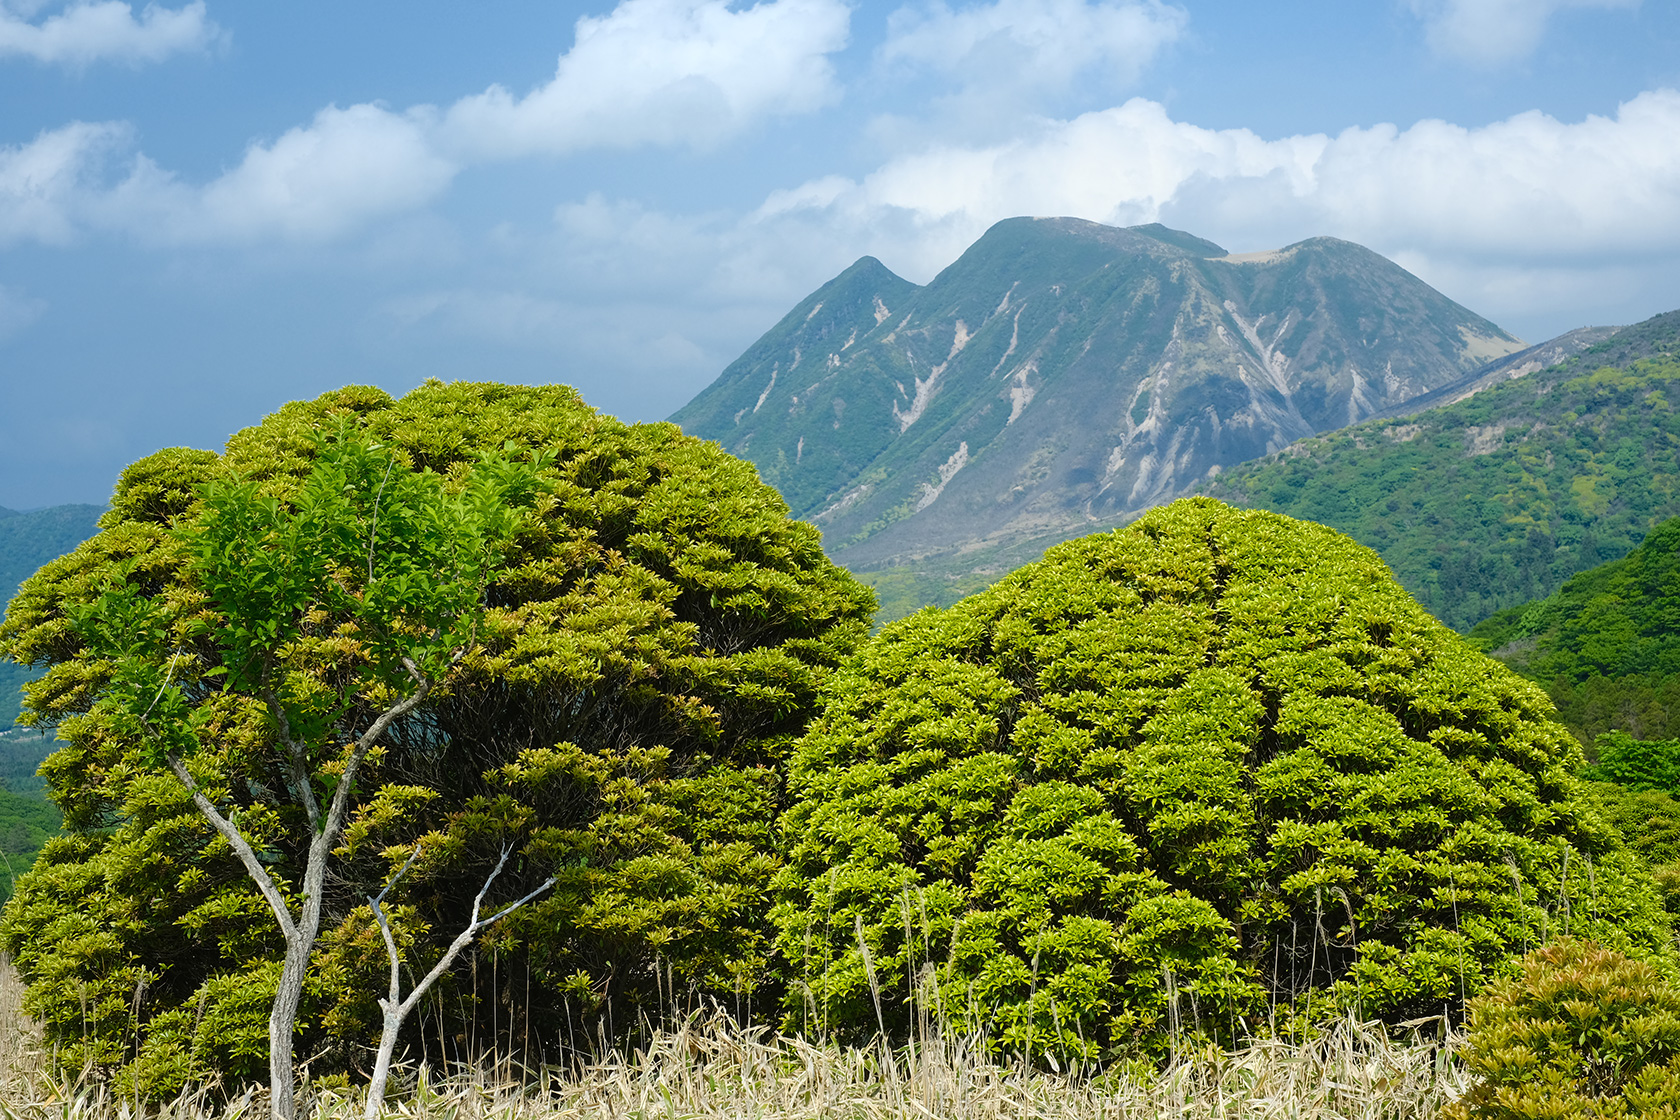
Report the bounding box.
[68,428,540,1120]
[0,382,874,1098]
[773,499,1670,1063]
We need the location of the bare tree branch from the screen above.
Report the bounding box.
[165,752,298,940]
[363,844,555,1120]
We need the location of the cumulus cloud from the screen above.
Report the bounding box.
[0,0,221,66]
[0,106,457,245]
[439,0,850,160]
[182,104,458,242]
[0,0,853,246]
[753,91,1680,268]
[1404,0,1638,66]
[880,0,1185,93]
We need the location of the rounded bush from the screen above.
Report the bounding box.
[773,499,1670,1061]
[1446,938,1680,1120]
[0,381,875,1090]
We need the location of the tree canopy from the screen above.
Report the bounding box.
[772,498,1669,1063]
[0,381,874,1094]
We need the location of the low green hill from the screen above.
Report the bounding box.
[1204,310,1680,631]
[1469,516,1680,742]
[0,503,103,726]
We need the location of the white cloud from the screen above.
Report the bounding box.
[0,1,221,66]
[753,90,1680,267]
[0,284,46,339]
[439,0,850,160]
[1404,0,1638,66]
[184,104,458,242]
[880,0,1185,92]
[0,120,130,244]
[0,0,852,246]
[0,106,457,246]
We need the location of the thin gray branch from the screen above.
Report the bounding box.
[165,752,298,940]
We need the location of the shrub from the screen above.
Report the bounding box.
[1589,732,1680,795]
[773,499,1671,1063]
[1583,782,1680,920]
[1445,938,1680,1120]
[0,381,875,1092]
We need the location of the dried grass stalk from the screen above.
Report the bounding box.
[1,959,1467,1120]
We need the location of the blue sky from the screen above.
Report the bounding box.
[2,0,1678,507]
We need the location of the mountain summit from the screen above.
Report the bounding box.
[672,217,1523,571]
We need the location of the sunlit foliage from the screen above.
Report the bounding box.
[0,381,874,1094]
[773,499,1669,1062]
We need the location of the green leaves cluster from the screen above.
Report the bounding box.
[1446,938,1680,1120]
[0,381,874,1093]
[773,498,1670,1062]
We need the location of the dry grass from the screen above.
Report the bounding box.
[0,959,1467,1120]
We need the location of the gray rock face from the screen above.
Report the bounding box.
[673,217,1523,570]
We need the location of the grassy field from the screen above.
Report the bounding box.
[0,959,1469,1120]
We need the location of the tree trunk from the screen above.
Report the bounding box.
[269,934,314,1120]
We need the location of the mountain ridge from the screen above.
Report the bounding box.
[1202,307,1680,630]
[674,216,1524,574]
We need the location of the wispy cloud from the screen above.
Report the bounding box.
[1403,0,1638,66]
[881,0,1185,94]
[0,1,221,66]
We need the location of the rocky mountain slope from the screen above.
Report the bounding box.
[673,217,1524,573]
[1204,309,1680,631]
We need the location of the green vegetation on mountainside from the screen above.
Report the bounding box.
[774,498,1668,1062]
[1,504,103,726]
[1205,310,1680,631]
[1470,516,1680,742]
[0,785,58,907]
[677,218,1520,578]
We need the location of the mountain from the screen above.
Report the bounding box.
[1468,515,1680,744]
[1,502,103,726]
[1203,309,1680,631]
[673,217,1524,575]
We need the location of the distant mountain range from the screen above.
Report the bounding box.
[1204,309,1680,631]
[673,217,1525,579]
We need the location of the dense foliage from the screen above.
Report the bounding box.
[1445,938,1680,1120]
[1471,516,1680,742]
[773,499,1669,1063]
[0,381,874,1094]
[1584,782,1680,918]
[1205,311,1680,631]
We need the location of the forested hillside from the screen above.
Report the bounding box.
[1470,516,1680,742]
[0,504,103,726]
[1204,310,1680,630]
